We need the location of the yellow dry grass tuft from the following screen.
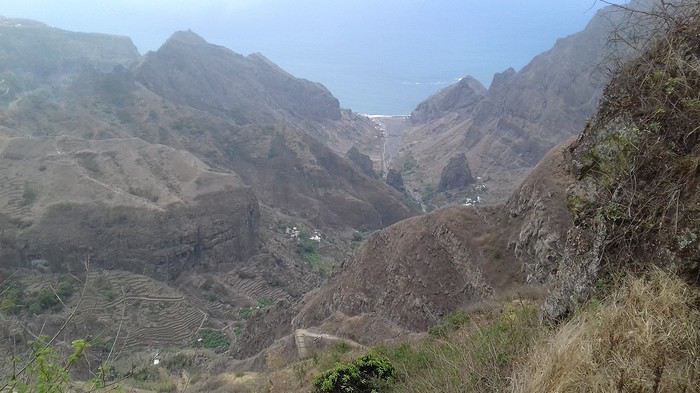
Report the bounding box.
[513,271,700,393]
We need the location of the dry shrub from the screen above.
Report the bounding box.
[514,271,700,393]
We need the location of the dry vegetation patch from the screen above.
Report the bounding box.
[514,271,700,393]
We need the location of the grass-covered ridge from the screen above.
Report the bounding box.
[296,271,698,393]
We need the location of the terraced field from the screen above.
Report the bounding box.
[76,271,208,353]
[0,162,32,219]
[221,268,291,305]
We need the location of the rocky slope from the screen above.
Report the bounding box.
[393,1,650,206]
[293,142,574,338]
[0,20,416,361]
[136,31,341,124]
[0,135,259,274]
[410,76,487,124]
[0,30,415,231]
[292,0,700,347]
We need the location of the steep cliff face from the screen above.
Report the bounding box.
[386,169,406,193]
[394,2,647,205]
[543,13,700,317]
[346,147,377,178]
[0,136,260,276]
[505,142,575,285]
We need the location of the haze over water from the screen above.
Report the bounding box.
[3,0,614,114]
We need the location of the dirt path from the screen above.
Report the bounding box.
[293,329,364,358]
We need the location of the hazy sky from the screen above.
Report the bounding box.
[2,1,616,114]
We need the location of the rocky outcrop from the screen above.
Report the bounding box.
[506,142,575,284]
[385,169,406,193]
[345,146,376,178]
[437,153,474,192]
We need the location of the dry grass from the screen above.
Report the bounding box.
[377,303,543,393]
[513,271,700,393]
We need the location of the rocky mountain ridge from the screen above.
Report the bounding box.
[392,1,650,207]
[0,19,416,363]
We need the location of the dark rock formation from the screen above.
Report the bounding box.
[345,146,376,178]
[386,169,406,193]
[437,153,474,192]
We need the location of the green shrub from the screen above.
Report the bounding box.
[154,380,177,393]
[352,231,365,242]
[195,329,230,350]
[5,337,90,393]
[428,310,470,338]
[28,288,62,314]
[56,278,75,298]
[257,298,274,308]
[239,306,253,319]
[402,156,419,174]
[313,353,395,393]
[0,284,24,315]
[297,237,334,276]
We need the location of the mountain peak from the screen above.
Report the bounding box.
[411,74,487,123]
[456,75,487,93]
[0,16,47,28]
[165,30,209,46]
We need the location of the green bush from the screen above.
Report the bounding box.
[428,310,470,338]
[313,353,395,393]
[28,288,62,314]
[257,298,274,308]
[239,306,253,319]
[195,329,230,350]
[0,284,24,315]
[5,337,90,393]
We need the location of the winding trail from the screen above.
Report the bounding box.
[293,329,364,358]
